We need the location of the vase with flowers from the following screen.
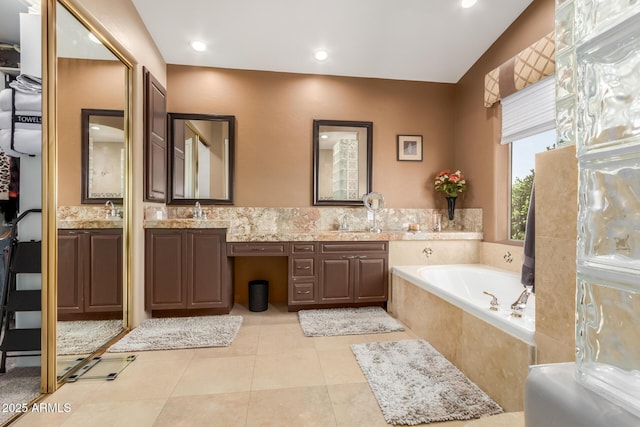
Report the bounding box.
[434,169,467,220]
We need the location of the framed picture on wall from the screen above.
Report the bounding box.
[397,135,423,161]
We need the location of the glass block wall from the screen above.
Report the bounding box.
[557,0,640,417]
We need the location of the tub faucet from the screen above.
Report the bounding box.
[510,286,533,317]
[483,291,499,311]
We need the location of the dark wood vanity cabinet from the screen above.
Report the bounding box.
[288,241,388,307]
[145,228,230,312]
[318,242,388,304]
[288,243,318,306]
[58,229,123,315]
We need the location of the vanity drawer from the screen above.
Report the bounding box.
[292,258,314,276]
[227,242,290,256]
[320,241,388,254]
[291,243,317,254]
[290,282,315,303]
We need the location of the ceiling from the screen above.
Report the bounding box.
[1,0,535,84]
[130,0,533,84]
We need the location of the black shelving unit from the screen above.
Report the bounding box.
[0,209,42,373]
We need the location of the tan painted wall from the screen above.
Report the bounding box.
[166,66,456,209]
[57,58,125,206]
[453,0,555,242]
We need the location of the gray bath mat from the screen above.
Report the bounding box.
[57,319,123,355]
[297,306,404,337]
[106,315,242,352]
[0,366,40,425]
[351,339,503,425]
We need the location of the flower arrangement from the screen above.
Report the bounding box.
[434,169,467,197]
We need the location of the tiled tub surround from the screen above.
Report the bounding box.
[390,272,535,412]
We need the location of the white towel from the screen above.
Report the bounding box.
[9,74,42,93]
[0,110,42,131]
[0,89,42,112]
[0,128,42,157]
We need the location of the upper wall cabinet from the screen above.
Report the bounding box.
[167,113,235,205]
[313,119,372,206]
[144,68,167,203]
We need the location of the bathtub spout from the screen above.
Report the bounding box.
[510,286,533,317]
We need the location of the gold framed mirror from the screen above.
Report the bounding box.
[50,0,132,386]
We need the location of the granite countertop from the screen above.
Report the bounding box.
[58,219,123,229]
[142,219,230,229]
[225,230,483,242]
[61,218,482,241]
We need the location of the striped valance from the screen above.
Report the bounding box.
[484,32,555,107]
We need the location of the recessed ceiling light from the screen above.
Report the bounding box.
[191,41,207,52]
[461,0,477,8]
[91,125,100,131]
[88,33,102,45]
[314,50,328,61]
[320,134,328,139]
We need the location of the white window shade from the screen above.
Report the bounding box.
[500,76,556,144]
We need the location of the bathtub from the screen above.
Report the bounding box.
[392,264,535,345]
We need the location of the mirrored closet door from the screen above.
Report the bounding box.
[54,0,131,381]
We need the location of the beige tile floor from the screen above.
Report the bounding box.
[13,304,524,427]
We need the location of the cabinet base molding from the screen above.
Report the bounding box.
[150,307,232,318]
[58,311,123,321]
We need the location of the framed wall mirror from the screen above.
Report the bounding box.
[81,109,124,204]
[167,113,235,205]
[313,119,372,205]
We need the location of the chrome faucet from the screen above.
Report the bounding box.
[104,200,119,219]
[193,201,206,219]
[338,214,350,231]
[510,286,533,317]
[483,291,499,311]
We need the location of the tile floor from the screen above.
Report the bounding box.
[12,304,525,427]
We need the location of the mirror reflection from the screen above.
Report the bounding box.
[81,109,124,204]
[55,1,127,379]
[313,119,372,205]
[168,113,235,204]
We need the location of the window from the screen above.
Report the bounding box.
[510,129,556,240]
[500,76,556,241]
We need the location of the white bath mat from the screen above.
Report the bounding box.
[106,315,242,352]
[351,339,503,425]
[297,306,404,337]
[57,319,123,355]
